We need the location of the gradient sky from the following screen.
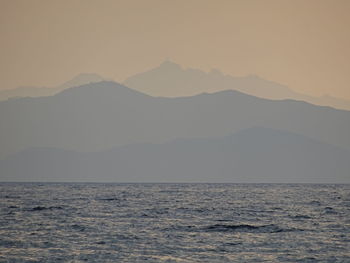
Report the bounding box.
[1,0,350,99]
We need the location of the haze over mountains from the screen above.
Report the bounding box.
[1,61,350,111]
[2,127,349,183]
[0,80,349,182]
[125,61,350,111]
[0,73,107,101]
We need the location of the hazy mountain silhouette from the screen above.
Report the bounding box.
[0,81,350,161]
[1,127,349,183]
[0,73,108,101]
[124,61,350,110]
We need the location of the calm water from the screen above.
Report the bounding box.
[0,183,349,262]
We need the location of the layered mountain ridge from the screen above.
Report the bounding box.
[0,73,108,101]
[0,80,349,182]
[1,127,349,183]
[124,61,350,110]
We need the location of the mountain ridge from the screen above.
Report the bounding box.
[124,61,350,110]
[1,127,349,183]
[0,73,108,101]
[0,80,349,160]
[2,61,349,110]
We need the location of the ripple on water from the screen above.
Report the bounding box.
[0,183,349,262]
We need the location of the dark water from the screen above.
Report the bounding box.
[1,183,349,262]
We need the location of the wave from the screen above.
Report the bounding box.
[98,197,120,201]
[30,206,63,211]
[201,224,301,233]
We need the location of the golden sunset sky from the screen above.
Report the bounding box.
[0,0,349,99]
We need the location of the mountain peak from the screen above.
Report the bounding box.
[159,60,182,70]
[73,72,106,80]
[55,81,151,100]
[59,73,108,90]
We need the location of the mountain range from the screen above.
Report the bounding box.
[1,127,349,183]
[0,80,349,182]
[1,61,350,111]
[124,60,350,110]
[0,73,107,101]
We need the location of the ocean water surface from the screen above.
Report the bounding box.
[0,183,349,262]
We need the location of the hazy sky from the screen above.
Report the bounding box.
[1,0,350,99]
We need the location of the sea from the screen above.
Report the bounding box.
[0,183,349,262]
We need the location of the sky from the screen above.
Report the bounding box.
[0,0,350,99]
